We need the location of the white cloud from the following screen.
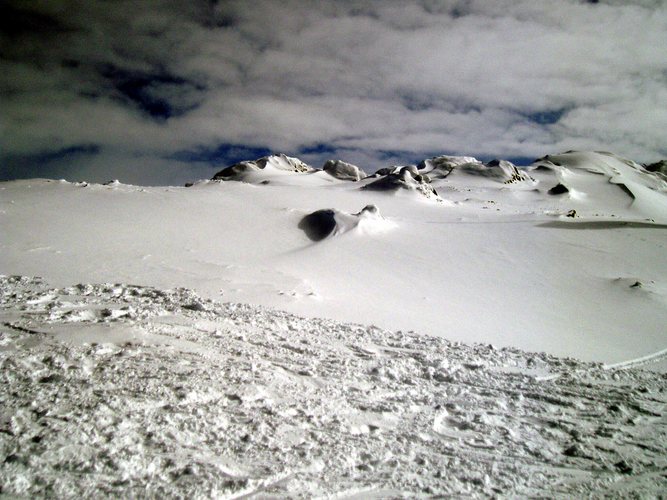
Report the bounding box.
[1,0,666,184]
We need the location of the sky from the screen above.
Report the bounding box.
[1,0,666,185]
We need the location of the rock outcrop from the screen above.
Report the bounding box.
[212,154,313,180]
[322,160,367,181]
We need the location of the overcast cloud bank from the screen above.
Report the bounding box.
[1,0,666,184]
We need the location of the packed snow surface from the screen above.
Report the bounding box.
[1,275,666,497]
[1,150,667,496]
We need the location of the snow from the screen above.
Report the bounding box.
[1,150,666,496]
[212,153,313,182]
[298,205,392,242]
[322,159,367,181]
[2,151,665,363]
[1,275,666,497]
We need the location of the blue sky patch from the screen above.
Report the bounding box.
[525,108,569,126]
[170,144,273,166]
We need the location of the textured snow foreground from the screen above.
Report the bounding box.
[1,275,666,498]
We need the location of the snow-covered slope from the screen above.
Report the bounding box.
[2,151,665,363]
[1,275,665,497]
[1,150,667,496]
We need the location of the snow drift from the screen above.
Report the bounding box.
[212,153,313,182]
[418,155,534,184]
[298,204,391,241]
[363,165,441,200]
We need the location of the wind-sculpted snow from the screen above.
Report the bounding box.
[1,275,666,497]
[212,153,313,181]
[530,151,667,222]
[322,159,367,181]
[298,205,393,241]
[363,166,441,200]
[417,156,534,185]
[532,151,667,194]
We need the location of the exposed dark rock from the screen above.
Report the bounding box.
[532,164,555,171]
[417,156,479,179]
[363,166,439,199]
[483,160,534,184]
[298,209,337,241]
[615,460,634,474]
[322,160,367,181]
[563,443,592,459]
[212,154,312,181]
[212,161,260,180]
[548,183,569,195]
[372,167,396,177]
[644,160,667,176]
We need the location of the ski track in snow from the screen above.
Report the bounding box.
[1,275,666,498]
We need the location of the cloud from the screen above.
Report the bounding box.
[1,0,666,184]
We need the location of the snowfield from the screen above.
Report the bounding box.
[1,151,667,496]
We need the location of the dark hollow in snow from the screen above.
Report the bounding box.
[548,183,569,195]
[298,209,337,241]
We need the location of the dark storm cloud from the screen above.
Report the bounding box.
[1,0,666,184]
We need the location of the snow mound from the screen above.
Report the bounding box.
[212,154,313,182]
[417,155,480,179]
[418,156,533,185]
[1,275,666,498]
[533,151,666,190]
[532,151,667,221]
[450,159,534,184]
[322,159,367,181]
[548,183,570,195]
[363,166,441,200]
[483,159,535,184]
[298,204,391,241]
